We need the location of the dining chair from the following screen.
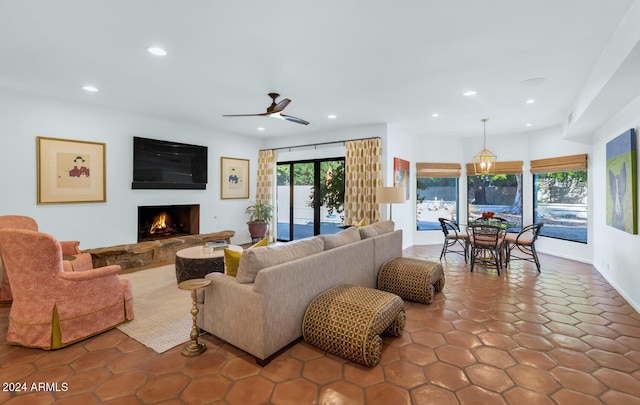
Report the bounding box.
[438,218,468,263]
[466,224,506,275]
[505,223,544,272]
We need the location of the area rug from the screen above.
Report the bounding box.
[117,265,193,353]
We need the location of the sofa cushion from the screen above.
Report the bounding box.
[236,237,325,284]
[318,227,361,250]
[359,220,395,239]
[224,237,270,277]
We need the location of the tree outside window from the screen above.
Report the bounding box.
[467,174,523,229]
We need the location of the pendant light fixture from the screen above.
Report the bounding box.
[473,118,497,175]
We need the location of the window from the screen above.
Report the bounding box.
[416,163,461,230]
[417,178,459,230]
[531,154,588,243]
[467,174,523,229]
[466,161,524,230]
[276,158,345,241]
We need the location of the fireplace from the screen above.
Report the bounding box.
[138,204,200,242]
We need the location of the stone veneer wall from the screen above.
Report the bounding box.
[84,230,235,272]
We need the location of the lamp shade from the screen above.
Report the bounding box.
[376,187,405,204]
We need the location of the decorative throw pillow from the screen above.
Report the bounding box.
[223,248,243,277]
[251,237,269,248]
[351,218,367,227]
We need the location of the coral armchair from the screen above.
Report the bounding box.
[0,229,134,349]
[0,215,93,302]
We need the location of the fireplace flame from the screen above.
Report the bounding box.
[149,212,168,234]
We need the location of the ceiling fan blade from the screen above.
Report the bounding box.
[269,98,291,113]
[222,113,268,117]
[280,114,309,125]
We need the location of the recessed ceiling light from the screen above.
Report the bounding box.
[257,127,265,131]
[526,98,536,104]
[147,46,167,56]
[462,90,477,96]
[432,113,439,118]
[525,123,533,127]
[327,114,337,119]
[82,85,99,92]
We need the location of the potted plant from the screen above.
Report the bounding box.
[245,199,275,241]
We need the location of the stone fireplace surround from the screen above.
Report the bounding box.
[84,230,235,272]
[82,204,234,272]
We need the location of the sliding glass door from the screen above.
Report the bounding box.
[277,158,345,241]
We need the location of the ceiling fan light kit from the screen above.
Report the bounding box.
[473,118,497,175]
[223,93,309,125]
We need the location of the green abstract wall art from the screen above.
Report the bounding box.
[606,128,637,234]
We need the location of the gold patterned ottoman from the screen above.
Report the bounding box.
[378,257,445,304]
[302,284,405,367]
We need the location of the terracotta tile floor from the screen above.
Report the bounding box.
[2,245,640,404]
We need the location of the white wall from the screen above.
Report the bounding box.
[0,89,261,248]
[592,94,640,310]
[385,125,415,248]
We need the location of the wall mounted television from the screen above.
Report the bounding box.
[132,136,208,190]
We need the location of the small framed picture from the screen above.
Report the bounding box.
[220,157,249,199]
[37,136,106,204]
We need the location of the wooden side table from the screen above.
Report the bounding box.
[177,278,212,357]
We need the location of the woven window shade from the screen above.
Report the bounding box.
[530,154,588,174]
[465,160,523,175]
[416,163,461,178]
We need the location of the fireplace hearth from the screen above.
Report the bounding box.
[138,204,200,242]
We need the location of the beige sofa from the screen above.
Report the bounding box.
[197,221,402,365]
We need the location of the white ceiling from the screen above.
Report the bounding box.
[0,0,636,139]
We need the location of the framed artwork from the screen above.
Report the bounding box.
[393,157,410,200]
[220,157,249,199]
[37,136,106,204]
[606,128,637,234]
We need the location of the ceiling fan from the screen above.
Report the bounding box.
[223,93,309,125]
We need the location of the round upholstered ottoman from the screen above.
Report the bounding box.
[378,257,445,304]
[302,284,405,367]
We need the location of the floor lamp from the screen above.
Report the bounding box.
[376,186,405,221]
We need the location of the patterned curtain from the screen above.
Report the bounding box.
[256,149,277,241]
[344,138,383,225]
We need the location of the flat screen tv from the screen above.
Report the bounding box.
[132,137,208,190]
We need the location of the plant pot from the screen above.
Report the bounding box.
[247,221,269,240]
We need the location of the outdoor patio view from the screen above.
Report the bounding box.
[276,160,345,241]
[416,177,459,231]
[534,170,588,243]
